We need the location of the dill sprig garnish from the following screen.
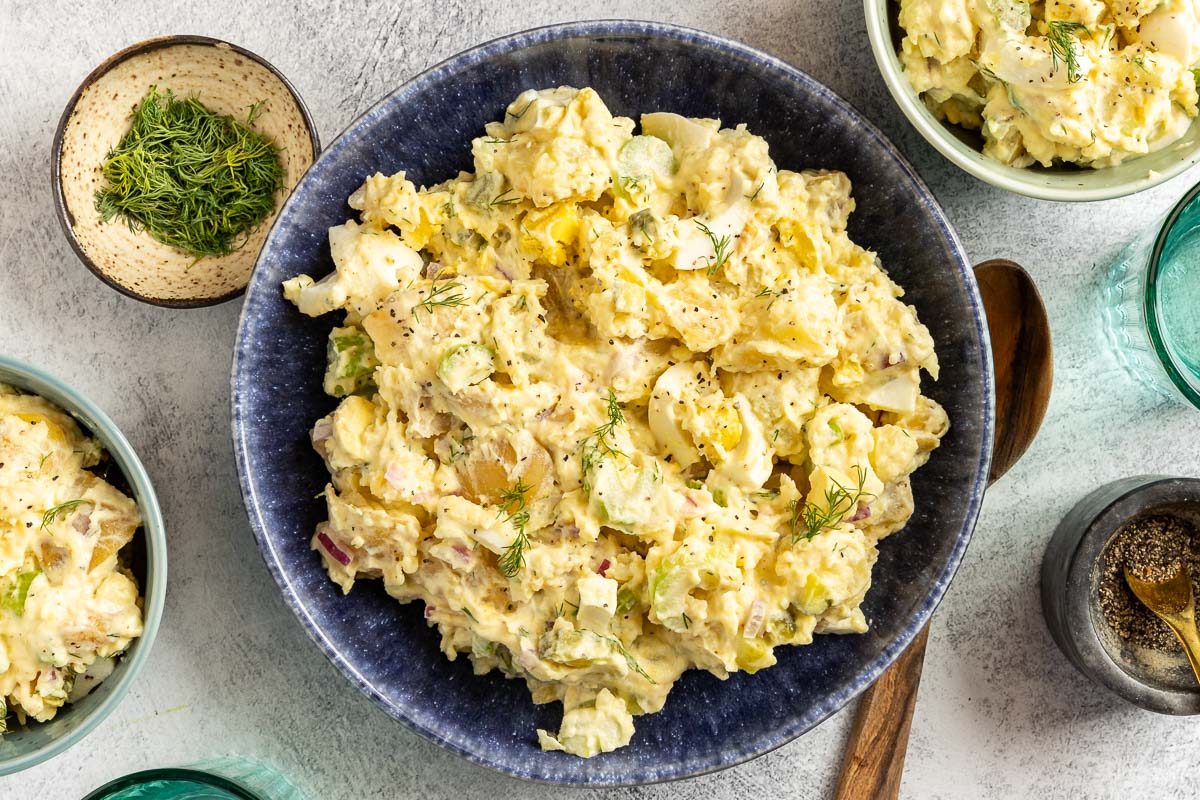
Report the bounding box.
[497,479,532,577]
[488,190,522,208]
[594,633,654,682]
[412,280,468,317]
[95,87,283,260]
[1047,20,1088,84]
[580,389,626,489]
[40,499,84,530]
[507,98,535,120]
[787,465,873,543]
[694,220,733,276]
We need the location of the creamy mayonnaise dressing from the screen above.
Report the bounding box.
[284,87,947,757]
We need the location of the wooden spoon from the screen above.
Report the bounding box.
[833,259,1053,800]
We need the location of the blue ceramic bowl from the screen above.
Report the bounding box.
[0,355,166,776]
[231,20,993,785]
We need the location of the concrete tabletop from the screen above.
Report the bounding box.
[3,1,1199,797]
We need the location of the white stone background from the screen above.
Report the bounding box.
[2,0,1199,797]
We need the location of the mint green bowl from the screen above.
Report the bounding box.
[0,355,166,777]
[864,0,1200,201]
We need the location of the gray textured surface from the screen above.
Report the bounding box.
[1,1,1199,797]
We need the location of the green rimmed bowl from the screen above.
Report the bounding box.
[864,0,1200,201]
[0,355,166,777]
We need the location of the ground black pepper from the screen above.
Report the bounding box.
[1098,515,1199,653]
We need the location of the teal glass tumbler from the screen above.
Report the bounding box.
[82,758,305,800]
[1103,181,1200,409]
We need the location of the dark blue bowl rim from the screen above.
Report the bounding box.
[230,18,995,786]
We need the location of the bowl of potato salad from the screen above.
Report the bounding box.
[867,0,1200,200]
[232,21,993,784]
[0,355,165,776]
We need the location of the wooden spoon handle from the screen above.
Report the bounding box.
[833,623,929,799]
[833,259,1052,800]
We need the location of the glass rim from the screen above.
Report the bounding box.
[1145,179,1200,408]
[80,768,264,800]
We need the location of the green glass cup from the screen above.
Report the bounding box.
[1104,181,1200,409]
[82,759,305,800]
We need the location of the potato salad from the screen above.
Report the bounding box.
[284,87,948,757]
[898,0,1200,167]
[0,386,143,731]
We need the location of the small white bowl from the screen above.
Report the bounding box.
[864,0,1200,202]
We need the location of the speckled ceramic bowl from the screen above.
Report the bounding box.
[0,355,166,776]
[865,0,1200,202]
[1042,476,1200,714]
[52,35,319,307]
[231,21,993,785]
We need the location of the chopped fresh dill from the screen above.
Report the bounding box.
[488,190,522,208]
[681,612,692,630]
[746,181,765,201]
[482,137,509,145]
[95,87,283,260]
[1131,55,1148,73]
[440,199,457,219]
[38,453,50,469]
[497,478,532,578]
[507,98,535,120]
[40,499,84,530]
[580,389,626,490]
[595,633,654,682]
[1047,20,1088,84]
[828,420,844,444]
[412,281,468,317]
[460,606,478,622]
[619,175,644,194]
[787,465,873,543]
[694,220,733,276]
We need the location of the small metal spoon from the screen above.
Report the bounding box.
[1125,563,1200,684]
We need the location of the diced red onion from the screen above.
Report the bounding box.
[316,529,352,566]
[848,503,872,523]
[743,600,766,638]
[424,605,437,619]
[517,648,540,671]
[597,559,611,576]
[385,463,408,491]
[452,544,472,565]
[412,490,437,505]
[561,525,580,538]
[882,352,906,369]
[495,263,514,280]
[311,420,333,444]
[72,511,92,536]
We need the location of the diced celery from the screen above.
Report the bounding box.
[736,638,777,673]
[1,571,39,617]
[437,344,494,393]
